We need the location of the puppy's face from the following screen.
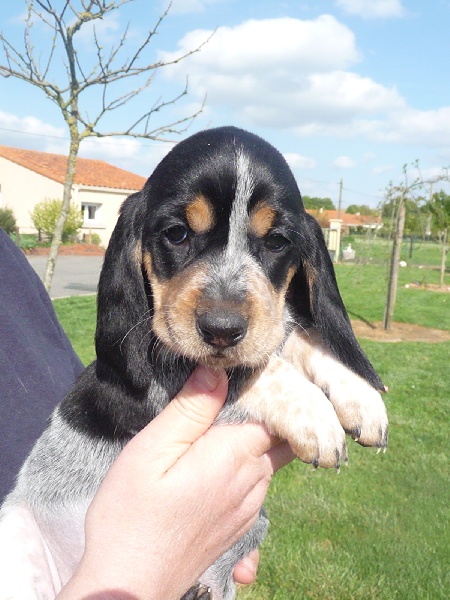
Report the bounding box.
[141,137,303,369]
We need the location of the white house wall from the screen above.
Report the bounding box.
[0,156,138,247]
[76,187,132,247]
[0,156,63,234]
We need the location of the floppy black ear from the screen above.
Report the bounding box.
[95,191,154,390]
[290,213,384,391]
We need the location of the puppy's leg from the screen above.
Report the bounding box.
[282,327,388,449]
[235,356,347,469]
[197,510,269,600]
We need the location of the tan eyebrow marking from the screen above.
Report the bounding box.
[142,250,153,277]
[185,194,216,234]
[249,202,277,237]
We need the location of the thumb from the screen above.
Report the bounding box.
[132,366,228,470]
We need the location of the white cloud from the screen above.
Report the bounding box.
[335,0,405,19]
[81,136,142,161]
[164,16,359,80]
[0,110,171,177]
[374,107,450,146]
[0,111,67,152]
[284,153,316,170]
[333,155,356,169]
[79,136,173,177]
[160,16,410,136]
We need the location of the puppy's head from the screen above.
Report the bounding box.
[140,128,304,369]
[96,127,383,390]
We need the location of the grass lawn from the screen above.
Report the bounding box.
[335,263,450,330]
[239,339,449,600]
[53,295,97,365]
[53,263,449,599]
[342,235,447,269]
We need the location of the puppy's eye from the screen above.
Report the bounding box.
[265,233,289,252]
[164,225,188,246]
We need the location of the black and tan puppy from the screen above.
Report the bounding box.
[0,126,388,599]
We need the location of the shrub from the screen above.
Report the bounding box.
[0,207,17,234]
[10,233,39,251]
[31,198,83,242]
[82,231,102,245]
[89,232,102,245]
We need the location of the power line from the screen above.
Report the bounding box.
[0,125,386,201]
[0,126,176,148]
[343,185,382,201]
[0,127,67,141]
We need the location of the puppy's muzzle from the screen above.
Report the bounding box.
[196,309,248,349]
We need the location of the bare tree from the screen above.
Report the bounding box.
[0,0,208,291]
[382,164,448,330]
[427,190,450,288]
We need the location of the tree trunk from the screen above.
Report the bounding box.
[43,139,80,292]
[383,199,406,331]
[440,228,448,288]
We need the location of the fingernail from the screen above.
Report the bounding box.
[192,366,222,392]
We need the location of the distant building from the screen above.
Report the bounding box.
[0,145,146,247]
[306,208,383,234]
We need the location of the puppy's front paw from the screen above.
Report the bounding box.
[288,382,348,469]
[324,377,388,450]
[281,325,388,452]
[237,357,347,469]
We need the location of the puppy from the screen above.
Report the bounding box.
[0,126,388,599]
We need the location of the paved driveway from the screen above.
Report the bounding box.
[26,255,104,299]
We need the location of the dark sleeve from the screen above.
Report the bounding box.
[0,230,85,502]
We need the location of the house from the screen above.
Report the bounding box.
[0,145,147,247]
[306,208,383,234]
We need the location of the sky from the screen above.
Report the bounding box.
[1,0,450,210]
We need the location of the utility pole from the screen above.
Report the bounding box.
[337,178,343,218]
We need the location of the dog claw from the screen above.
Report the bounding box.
[180,584,211,600]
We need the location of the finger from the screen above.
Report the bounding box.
[233,549,259,585]
[131,366,229,469]
[242,425,289,461]
[266,440,297,474]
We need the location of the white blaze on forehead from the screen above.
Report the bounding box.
[226,149,255,257]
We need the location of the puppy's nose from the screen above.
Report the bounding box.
[197,311,248,348]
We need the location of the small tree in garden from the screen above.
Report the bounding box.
[0,1,208,291]
[427,190,450,288]
[31,199,83,242]
[382,164,449,330]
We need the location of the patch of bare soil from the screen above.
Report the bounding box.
[404,282,450,293]
[351,320,450,343]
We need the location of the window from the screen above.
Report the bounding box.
[82,203,102,224]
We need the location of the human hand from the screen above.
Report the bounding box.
[58,366,295,600]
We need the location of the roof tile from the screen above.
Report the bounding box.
[306,209,382,227]
[0,145,147,191]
